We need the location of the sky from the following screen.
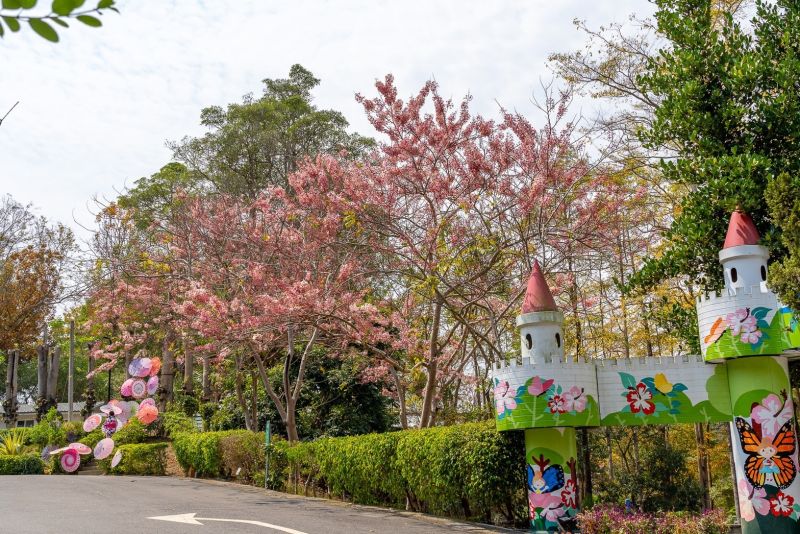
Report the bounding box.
[0,0,651,242]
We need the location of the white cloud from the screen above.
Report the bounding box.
[0,0,652,238]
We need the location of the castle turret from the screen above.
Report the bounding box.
[518,260,565,364]
[719,210,769,293]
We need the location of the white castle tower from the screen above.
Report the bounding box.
[517,260,565,365]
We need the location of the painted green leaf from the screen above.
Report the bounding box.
[618,372,637,389]
[672,383,688,392]
[76,14,101,27]
[2,16,20,32]
[28,18,58,41]
[51,0,74,15]
[97,0,113,7]
[51,17,68,27]
[0,21,4,36]
[752,307,770,320]
[1,0,22,10]
[18,0,36,8]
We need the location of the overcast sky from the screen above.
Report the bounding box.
[0,0,651,241]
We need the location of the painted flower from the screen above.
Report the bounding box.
[530,490,561,510]
[528,376,555,397]
[738,478,770,522]
[494,379,517,415]
[727,308,750,336]
[752,394,793,438]
[542,503,567,522]
[741,329,763,345]
[548,394,567,414]
[626,383,655,415]
[770,491,794,517]
[562,386,587,413]
[561,479,577,509]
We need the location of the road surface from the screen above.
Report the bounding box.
[0,476,518,533]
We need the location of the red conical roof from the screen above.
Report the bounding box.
[723,210,760,249]
[522,260,558,313]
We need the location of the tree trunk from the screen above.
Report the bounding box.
[158,333,176,410]
[389,366,408,430]
[579,427,593,507]
[36,345,48,402]
[3,350,20,427]
[183,337,194,396]
[83,348,96,417]
[46,346,60,404]
[233,355,255,431]
[201,354,211,401]
[695,423,712,509]
[419,298,443,428]
[606,427,613,479]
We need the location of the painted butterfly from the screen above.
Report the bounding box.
[527,463,565,494]
[736,417,797,489]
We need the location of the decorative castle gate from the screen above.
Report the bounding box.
[493,211,800,533]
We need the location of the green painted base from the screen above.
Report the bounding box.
[525,428,579,533]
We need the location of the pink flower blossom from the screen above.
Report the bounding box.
[529,491,561,510]
[528,376,554,397]
[727,308,750,336]
[741,329,763,345]
[738,478,770,522]
[562,386,587,413]
[752,394,794,438]
[494,380,517,415]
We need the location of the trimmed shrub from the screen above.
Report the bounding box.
[113,418,148,445]
[27,409,66,449]
[161,411,197,438]
[283,420,525,523]
[220,431,264,483]
[0,453,45,474]
[173,430,253,478]
[79,429,103,449]
[98,442,168,476]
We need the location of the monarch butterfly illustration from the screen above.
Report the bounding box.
[736,417,797,489]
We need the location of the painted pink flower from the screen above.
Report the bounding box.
[741,329,763,344]
[770,491,794,517]
[752,394,793,438]
[528,376,555,397]
[561,479,577,509]
[562,386,587,413]
[529,491,561,510]
[548,394,567,414]
[626,383,655,415]
[494,380,517,415]
[727,308,750,336]
[738,478,770,521]
[542,503,567,522]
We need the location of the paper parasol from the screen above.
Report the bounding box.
[149,357,161,377]
[140,398,155,408]
[61,448,80,473]
[146,375,159,396]
[137,404,159,425]
[68,443,92,455]
[131,379,147,399]
[93,437,114,460]
[100,403,123,416]
[128,358,152,378]
[83,413,102,432]
[121,378,136,397]
[111,450,123,468]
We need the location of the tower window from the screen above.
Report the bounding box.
[731,268,738,283]
[525,334,532,350]
[555,333,561,348]
[761,265,767,281]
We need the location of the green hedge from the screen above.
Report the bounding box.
[0,453,45,475]
[173,430,256,478]
[160,411,197,438]
[98,443,168,475]
[284,421,525,523]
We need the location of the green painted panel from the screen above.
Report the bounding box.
[705,308,786,361]
[496,376,600,430]
[779,307,800,350]
[525,428,578,533]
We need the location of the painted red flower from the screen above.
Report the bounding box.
[626,383,655,415]
[561,479,577,509]
[548,394,567,414]
[770,491,794,517]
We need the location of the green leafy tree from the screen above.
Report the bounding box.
[0,0,117,42]
[169,64,373,198]
[630,0,800,299]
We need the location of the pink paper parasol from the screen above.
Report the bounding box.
[61,449,80,473]
[120,378,134,397]
[48,446,70,455]
[146,375,159,396]
[93,437,114,460]
[128,357,152,378]
[131,379,147,399]
[149,357,161,377]
[68,443,92,455]
[111,450,123,468]
[83,414,102,432]
[100,403,123,416]
[137,404,159,425]
[140,398,155,408]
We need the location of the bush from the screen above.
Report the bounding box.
[0,453,45,474]
[27,409,66,449]
[113,418,148,445]
[173,430,253,478]
[577,505,728,534]
[283,420,525,523]
[79,429,103,449]
[98,443,168,475]
[161,411,197,438]
[220,431,264,483]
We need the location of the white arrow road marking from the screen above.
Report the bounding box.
[148,513,309,533]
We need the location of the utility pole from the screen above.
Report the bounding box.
[68,320,75,422]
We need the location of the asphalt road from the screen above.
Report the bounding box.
[0,476,518,534]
